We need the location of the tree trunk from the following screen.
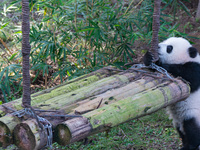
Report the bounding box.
[196,0,200,20]
[150,0,161,62]
[22,0,31,107]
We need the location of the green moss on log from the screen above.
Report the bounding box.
[83,80,189,129]
[0,66,118,115]
[0,114,21,147]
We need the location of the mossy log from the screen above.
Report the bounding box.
[13,119,47,150]
[7,71,141,149]
[0,66,118,148]
[0,69,166,139]
[10,74,167,148]
[0,114,21,147]
[0,66,118,116]
[0,67,191,149]
[54,79,190,145]
[32,71,139,111]
[73,76,168,114]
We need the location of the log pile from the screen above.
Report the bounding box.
[0,66,190,150]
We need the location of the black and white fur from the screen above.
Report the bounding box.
[143,37,200,150]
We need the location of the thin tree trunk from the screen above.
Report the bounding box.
[196,0,200,20]
[22,0,31,107]
[150,0,161,62]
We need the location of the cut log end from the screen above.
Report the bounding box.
[54,124,71,145]
[13,119,48,150]
[13,123,36,150]
[0,114,21,148]
[0,121,12,148]
[54,117,92,145]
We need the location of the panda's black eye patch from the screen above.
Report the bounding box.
[189,47,198,58]
[167,45,173,53]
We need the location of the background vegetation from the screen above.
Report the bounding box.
[0,0,200,149]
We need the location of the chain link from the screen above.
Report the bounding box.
[150,63,173,79]
[130,64,146,69]
[131,63,173,79]
[12,108,53,149]
[12,109,26,117]
[38,116,53,148]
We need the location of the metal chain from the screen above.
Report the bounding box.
[130,64,146,69]
[12,109,26,117]
[131,63,173,79]
[38,116,53,148]
[150,63,173,79]
[12,108,53,149]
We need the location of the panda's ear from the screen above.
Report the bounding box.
[188,47,198,58]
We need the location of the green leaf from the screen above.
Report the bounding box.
[9,53,18,61]
[0,22,9,29]
[78,28,95,32]
[42,17,52,22]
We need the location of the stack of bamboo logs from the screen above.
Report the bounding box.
[0,66,190,149]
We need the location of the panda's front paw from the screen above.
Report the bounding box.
[143,51,153,66]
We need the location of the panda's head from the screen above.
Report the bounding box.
[158,37,200,64]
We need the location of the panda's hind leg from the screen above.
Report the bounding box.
[176,126,187,148]
[181,117,200,150]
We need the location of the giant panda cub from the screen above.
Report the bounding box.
[143,37,200,150]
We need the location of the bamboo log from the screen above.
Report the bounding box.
[31,71,139,111]
[13,119,47,150]
[1,67,191,148]
[54,117,92,145]
[54,79,190,145]
[7,71,139,148]
[0,71,184,148]
[0,114,21,147]
[0,75,159,147]
[0,109,67,149]
[0,68,136,147]
[0,66,118,116]
[73,76,167,114]
[0,66,118,147]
